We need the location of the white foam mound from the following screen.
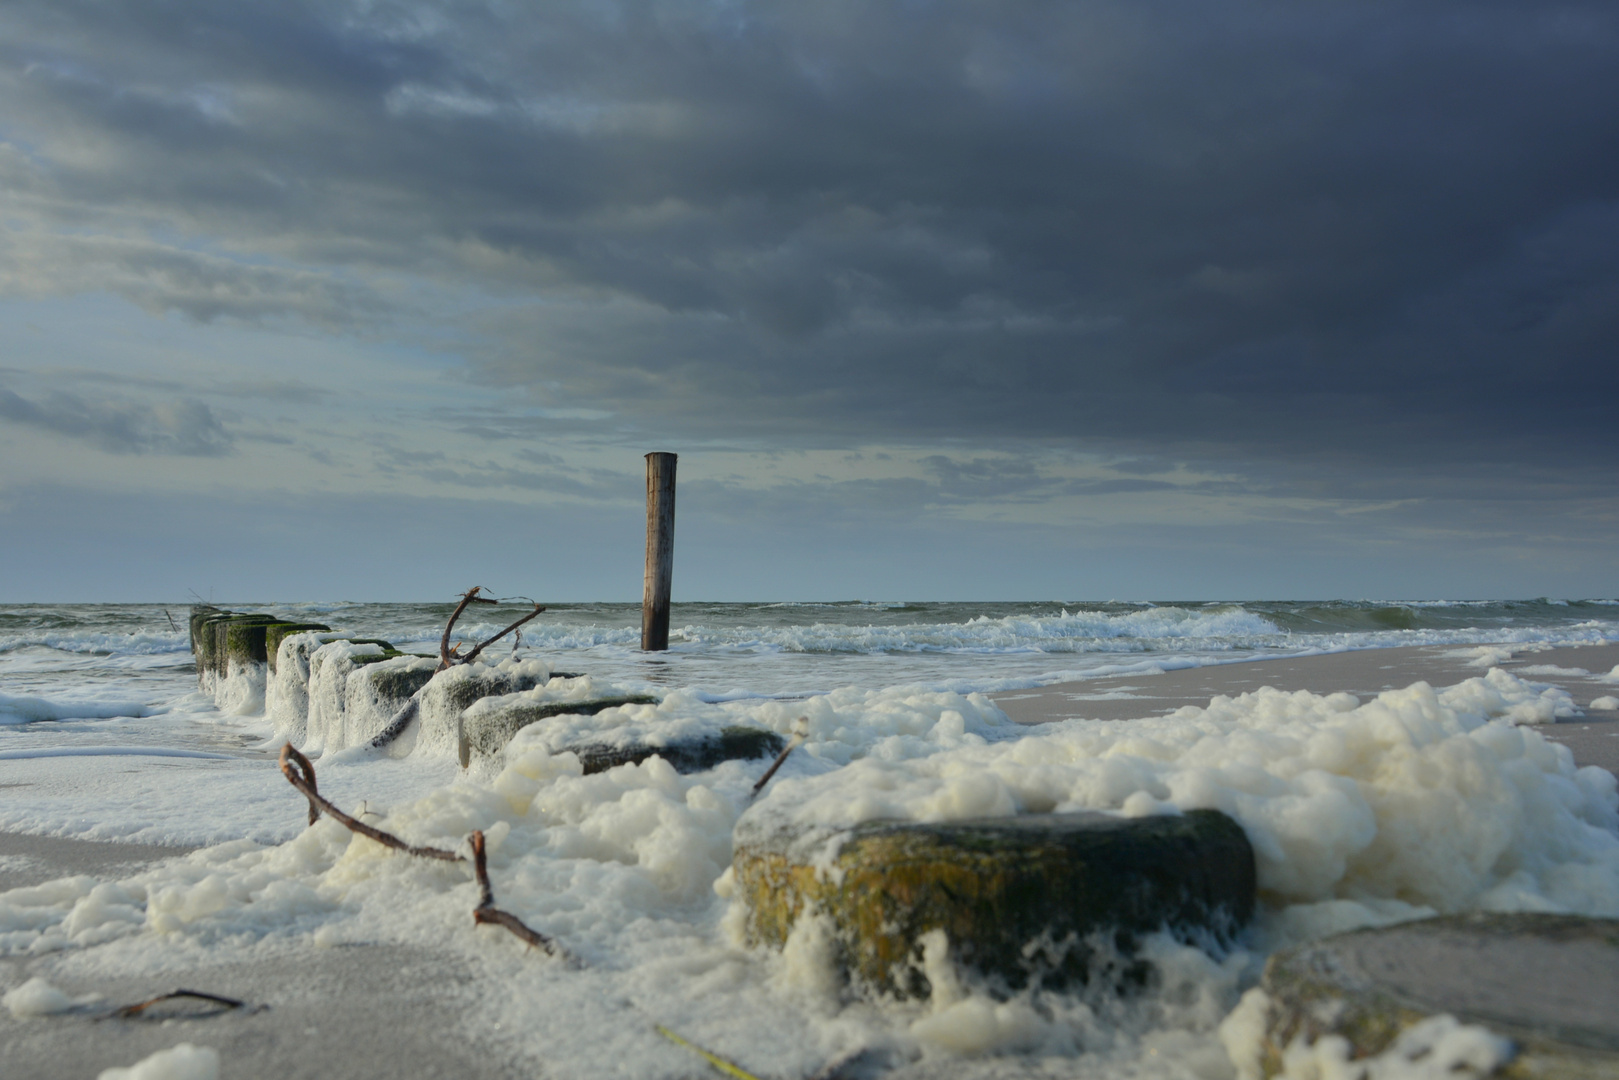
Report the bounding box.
[742,671,1617,921]
[3,976,79,1017]
[97,1043,219,1080]
[213,660,266,717]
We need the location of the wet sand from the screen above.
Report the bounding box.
[992,642,1619,773]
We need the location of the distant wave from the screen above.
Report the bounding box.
[0,691,154,724]
[0,632,189,656]
[0,746,230,760]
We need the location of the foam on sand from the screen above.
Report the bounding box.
[96,1043,219,1080]
[3,664,1615,1076]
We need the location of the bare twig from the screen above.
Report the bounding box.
[469,830,565,957]
[457,604,546,668]
[439,586,499,670]
[111,989,248,1019]
[279,744,463,862]
[162,608,179,633]
[748,719,807,802]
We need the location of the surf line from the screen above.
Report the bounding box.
[0,747,235,761]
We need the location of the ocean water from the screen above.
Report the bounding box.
[8,597,1618,704]
[3,599,1618,1079]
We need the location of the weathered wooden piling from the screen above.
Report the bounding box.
[641,451,678,651]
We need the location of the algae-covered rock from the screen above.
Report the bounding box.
[415,659,555,760]
[211,614,279,676]
[190,609,238,685]
[1256,913,1619,1079]
[264,622,332,672]
[212,615,281,712]
[732,809,1255,998]
[188,605,225,654]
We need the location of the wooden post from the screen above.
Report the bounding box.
[642,452,678,651]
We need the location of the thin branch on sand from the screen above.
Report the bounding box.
[110,989,249,1019]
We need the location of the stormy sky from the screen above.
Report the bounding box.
[1,1,1616,601]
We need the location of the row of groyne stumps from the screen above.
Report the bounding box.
[188,606,1618,1076]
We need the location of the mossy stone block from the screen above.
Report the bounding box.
[460,694,659,760]
[1258,913,1619,1079]
[188,605,226,653]
[192,610,230,676]
[733,809,1255,998]
[568,725,784,775]
[212,615,279,675]
[264,622,332,671]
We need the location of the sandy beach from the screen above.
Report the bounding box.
[4,642,1617,1078]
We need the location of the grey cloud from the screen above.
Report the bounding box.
[0,387,233,455]
[0,231,391,327]
[0,0,1616,481]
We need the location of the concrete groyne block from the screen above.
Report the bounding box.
[467,686,778,773]
[189,612,279,700]
[1252,912,1619,1078]
[732,809,1256,998]
[565,725,782,775]
[459,690,663,763]
[264,622,332,672]
[412,660,557,762]
[305,639,405,754]
[341,654,440,748]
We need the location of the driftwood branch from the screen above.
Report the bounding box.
[279,744,463,861]
[748,719,807,801]
[458,604,546,667]
[470,830,565,957]
[277,748,571,959]
[439,587,499,669]
[367,695,421,751]
[111,989,248,1019]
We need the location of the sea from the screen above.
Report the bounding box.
[3,598,1618,1079]
[7,596,1619,714]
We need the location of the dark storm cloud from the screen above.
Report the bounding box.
[0,387,233,455]
[2,1,1617,471]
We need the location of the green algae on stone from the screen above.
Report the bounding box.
[191,610,230,677]
[733,809,1256,998]
[1258,913,1619,1079]
[264,623,332,671]
[213,615,280,675]
[188,605,226,654]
